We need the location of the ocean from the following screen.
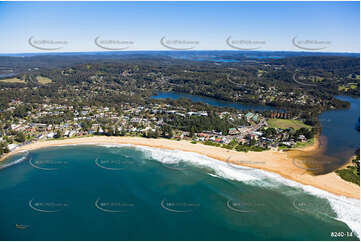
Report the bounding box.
[0,144,359,240]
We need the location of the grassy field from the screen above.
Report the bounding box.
[0,77,25,83]
[36,76,52,84]
[336,165,360,186]
[267,119,312,130]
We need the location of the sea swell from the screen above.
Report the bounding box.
[2,143,359,237]
[129,145,360,238]
[0,151,29,170]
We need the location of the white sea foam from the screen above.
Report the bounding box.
[56,143,87,146]
[208,173,222,178]
[138,146,262,182]
[131,145,360,237]
[97,144,133,148]
[2,143,359,237]
[55,143,132,148]
[255,168,360,237]
[0,151,29,170]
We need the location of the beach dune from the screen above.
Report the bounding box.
[1,136,359,199]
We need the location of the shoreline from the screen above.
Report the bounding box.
[0,136,359,199]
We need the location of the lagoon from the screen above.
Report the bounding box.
[152,92,360,171]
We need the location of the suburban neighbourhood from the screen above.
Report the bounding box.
[0,99,315,157]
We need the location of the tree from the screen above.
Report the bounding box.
[190,126,196,138]
[14,132,25,143]
[114,126,120,136]
[55,130,62,138]
[81,121,91,132]
[120,126,126,136]
[263,127,276,138]
[154,128,160,138]
[249,138,256,146]
[161,125,173,138]
[106,127,114,136]
[0,142,9,154]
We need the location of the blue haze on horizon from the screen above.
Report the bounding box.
[0,1,359,54]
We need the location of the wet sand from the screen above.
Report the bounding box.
[0,136,359,199]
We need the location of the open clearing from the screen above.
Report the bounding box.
[0,77,25,83]
[267,118,312,130]
[36,76,52,84]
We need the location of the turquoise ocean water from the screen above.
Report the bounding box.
[0,95,359,240]
[0,144,359,241]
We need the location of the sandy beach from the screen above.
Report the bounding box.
[0,136,359,199]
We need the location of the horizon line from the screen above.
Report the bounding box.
[0,49,360,56]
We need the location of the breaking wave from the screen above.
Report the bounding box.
[0,151,29,170]
[134,145,360,238]
[2,144,359,237]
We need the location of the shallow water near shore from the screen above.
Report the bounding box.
[288,96,360,174]
[0,145,359,241]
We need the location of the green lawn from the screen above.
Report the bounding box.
[267,119,312,130]
[336,166,360,186]
[293,138,314,148]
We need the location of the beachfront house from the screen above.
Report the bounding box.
[298,135,307,142]
[228,128,239,135]
[8,144,19,151]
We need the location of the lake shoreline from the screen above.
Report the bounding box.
[0,136,359,199]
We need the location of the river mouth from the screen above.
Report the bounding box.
[286,136,356,175]
[151,92,360,176]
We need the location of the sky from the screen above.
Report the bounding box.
[0,1,359,53]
